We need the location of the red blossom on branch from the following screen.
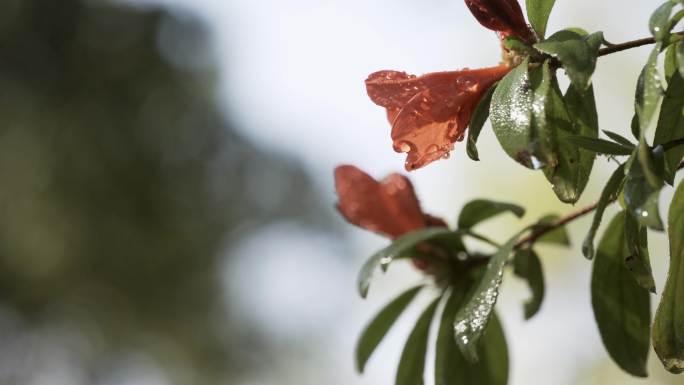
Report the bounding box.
[364,0,534,171]
[464,0,537,43]
[334,165,446,238]
[365,66,510,171]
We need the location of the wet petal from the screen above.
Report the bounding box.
[381,66,509,170]
[464,0,536,43]
[334,165,441,238]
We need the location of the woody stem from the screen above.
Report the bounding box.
[597,37,657,57]
[514,159,684,250]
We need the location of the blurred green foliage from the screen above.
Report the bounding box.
[0,0,324,383]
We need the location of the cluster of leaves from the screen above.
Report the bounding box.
[350,0,684,383]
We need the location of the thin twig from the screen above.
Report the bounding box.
[514,201,601,249]
[514,159,684,250]
[598,36,656,57]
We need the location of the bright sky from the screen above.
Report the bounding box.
[123,1,675,384]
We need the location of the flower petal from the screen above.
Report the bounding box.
[464,0,536,43]
[334,165,437,238]
[367,66,509,170]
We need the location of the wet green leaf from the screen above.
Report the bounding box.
[665,42,679,82]
[624,213,656,293]
[358,228,454,298]
[436,288,508,385]
[356,285,424,373]
[591,211,651,377]
[654,68,684,184]
[603,130,636,147]
[533,30,598,91]
[677,40,684,79]
[396,297,441,385]
[652,179,684,374]
[513,248,545,319]
[635,45,664,133]
[453,229,527,362]
[650,1,676,42]
[533,66,596,203]
[467,85,496,161]
[565,135,633,155]
[533,214,570,246]
[458,199,525,229]
[490,59,536,168]
[583,164,625,259]
[624,153,665,230]
[525,0,556,39]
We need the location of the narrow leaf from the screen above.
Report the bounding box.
[624,153,664,231]
[565,135,633,156]
[591,211,651,377]
[624,213,656,293]
[436,289,508,385]
[534,214,571,246]
[467,85,496,161]
[458,199,525,229]
[490,59,537,168]
[654,68,684,184]
[650,1,676,42]
[513,248,545,319]
[652,179,684,374]
[453,229,527,362]
[635,45,664,133]
[525,0,556,38]
[533,30,598,91]
[603,130,636,147]
[582,164,625,259]
[356,285,424,373]
[396,297,441,385]
[358,228,453,298]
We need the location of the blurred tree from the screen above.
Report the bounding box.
[0,0,326,383]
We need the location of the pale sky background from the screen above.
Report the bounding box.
[123,1,681,384]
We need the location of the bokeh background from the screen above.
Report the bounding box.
[0,0,680,384]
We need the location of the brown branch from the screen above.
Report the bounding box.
[514,201,602,249]
[514,159,684,250]
[598,36,656,57]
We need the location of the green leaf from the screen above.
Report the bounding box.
[565,135,634,156]
[652,179,684,374]
[358,228,454,298]
[677,40,684,79]
[623,214,656,293]
[396,297,440,385]
[582,164,625,259]
[603,130,637,147]
[490,59,537,168]
[534,214,571,246]
[513,248,545,319]
[591,211,651,377]
[458,199,525,229]
[533,30,599,91]
[534,67,596,203]
[467,85,496,161]
[624,153,665,230]
[635,45,664,133]
[356,285,423,373]
[525,0,556,38]
[650,1,676,42]
[436,289,508,385]
[665,42,679,83]
[654,68,684,184]
[453,229,527,362]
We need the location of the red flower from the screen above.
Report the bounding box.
[334,165,446,239]
[364,0,534,171]
[366,66,510,171]
[464,0,537,43]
